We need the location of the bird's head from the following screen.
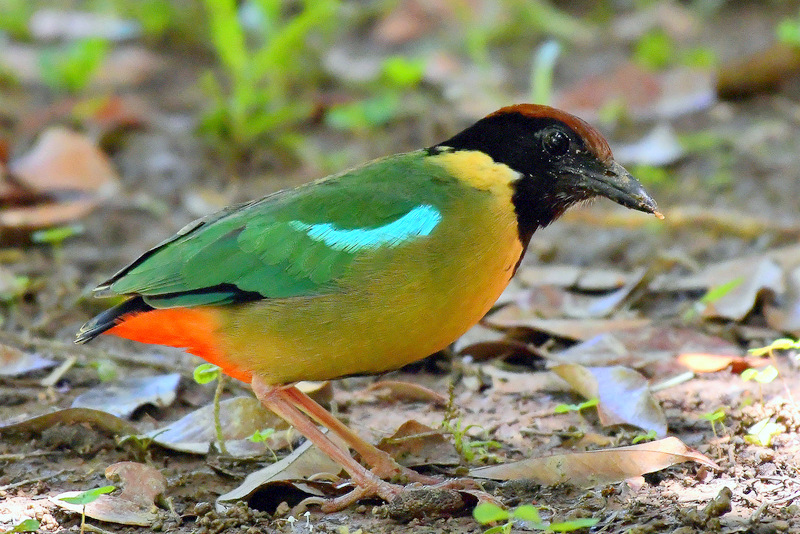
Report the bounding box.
[433,104,662,244]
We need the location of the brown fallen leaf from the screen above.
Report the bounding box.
[552,363,667,436]
[52,462,167,527]
[484,307,651,342]
[377,420,460,467]
[365,380,448,406]
[9,127,118,194]
[0,407,138,436]
[146,396,292,457]
[677,353,768,374]
[470,437,719,485]
[0,199,98,231]
[0,343,57,377]
[717,41,800,99]
[216,434,347,511]
[71,373,181,418]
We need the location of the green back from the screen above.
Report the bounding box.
[101,151,460,308]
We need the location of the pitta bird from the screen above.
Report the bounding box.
[76,104,661,510]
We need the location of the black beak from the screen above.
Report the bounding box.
[576,160,663,219]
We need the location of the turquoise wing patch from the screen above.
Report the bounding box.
[99,152,457,307]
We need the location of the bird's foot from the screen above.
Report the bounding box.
[298,478,404,513]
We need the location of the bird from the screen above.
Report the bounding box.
[76,103,661,511]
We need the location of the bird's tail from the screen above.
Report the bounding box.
[75,296,153,344]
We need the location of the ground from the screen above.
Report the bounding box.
[2,2,800,534]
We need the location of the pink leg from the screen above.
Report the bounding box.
[251,376,403,511]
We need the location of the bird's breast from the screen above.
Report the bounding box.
[220,161,524,384]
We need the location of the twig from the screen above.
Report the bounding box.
[0,469,65,491]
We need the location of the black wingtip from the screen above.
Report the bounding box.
[75,296,153,344]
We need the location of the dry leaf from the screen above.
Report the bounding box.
[0,344,57,377]
[53,462,166,527]
[365,381,448,406]
[470,437,719,484]
[484,307,651,342]
[0,407,138,436]
[9,127,118,194]
[552,364,667,436]
[216,434,347,511]
[146,396,292,457]
[71,373,181,418]
[677,353,767,374]
[377,420,460,467]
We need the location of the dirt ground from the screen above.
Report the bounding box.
[2,2,800,534]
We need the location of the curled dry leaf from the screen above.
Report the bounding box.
[365,380,448,407]
[71,373,181,418]
[470,437,719,485]
[52,462,166,527]
[377,420,460,467]
[216,434,347,511]
[552,363,667,437]
[0,407,138,436]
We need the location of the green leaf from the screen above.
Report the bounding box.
[634,30,673,70]
[248,428,276,442]
[381,56,426,89]
[548,518,600,532]
[554,398,598,414]
[473,502,510,524]
[701,277,744,305]
[748,338,800,356]
[777,16,800,47]
[60,485,116,505]
[512,505,541,523]
[631,430,658,444]
[742,365,779,384]
[3,519,41,533]
[194,363,221,384]
[701,408,725,423]
[746,418,783,447]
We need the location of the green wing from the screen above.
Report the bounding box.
[98,151,456,308]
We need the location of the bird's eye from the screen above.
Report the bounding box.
[542,129,570,157]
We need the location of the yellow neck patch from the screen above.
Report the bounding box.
[429,149,521,195]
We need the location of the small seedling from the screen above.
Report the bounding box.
[632,429,658,444]
[39,38,109,93]
[700,408,726,438]
[442,383,501,463]
[31,224,85,263]
[248,428,278,461]
[748,338,800,358]
[745,417,783,447]
[741,364,779,404]
[554,397,598,414]
[193,363,228,455]
[60,485,116,534]
[473,502,598,533]
[683,277,744,321]
[1,519,40,534]
[777,9,800,46]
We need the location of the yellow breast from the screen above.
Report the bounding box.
[219,151,524,384]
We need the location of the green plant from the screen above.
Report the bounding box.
[473,502,598,533]
[0,0,32,39]
[194,363,229,455]
[60,485,116,534]
[700,408,725,438]
[32,223,85,263]
[1,519,40,534]
[748,338,800,358]
[442,383,501,463]
[199,0,339,156]
[554,397,598,414]
[745,417,783,447]
[631,429,658,444]
[633,29,717,71]
[683,277,744,321]
[777,9,800,47]
[530,40,560,105]
[248,427,278,461]
[39,39,109,93]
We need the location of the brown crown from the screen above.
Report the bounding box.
[487,104,613,163]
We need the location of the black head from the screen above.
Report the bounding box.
[432,104,661,245]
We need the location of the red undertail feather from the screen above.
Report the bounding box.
[106,308,252,383]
